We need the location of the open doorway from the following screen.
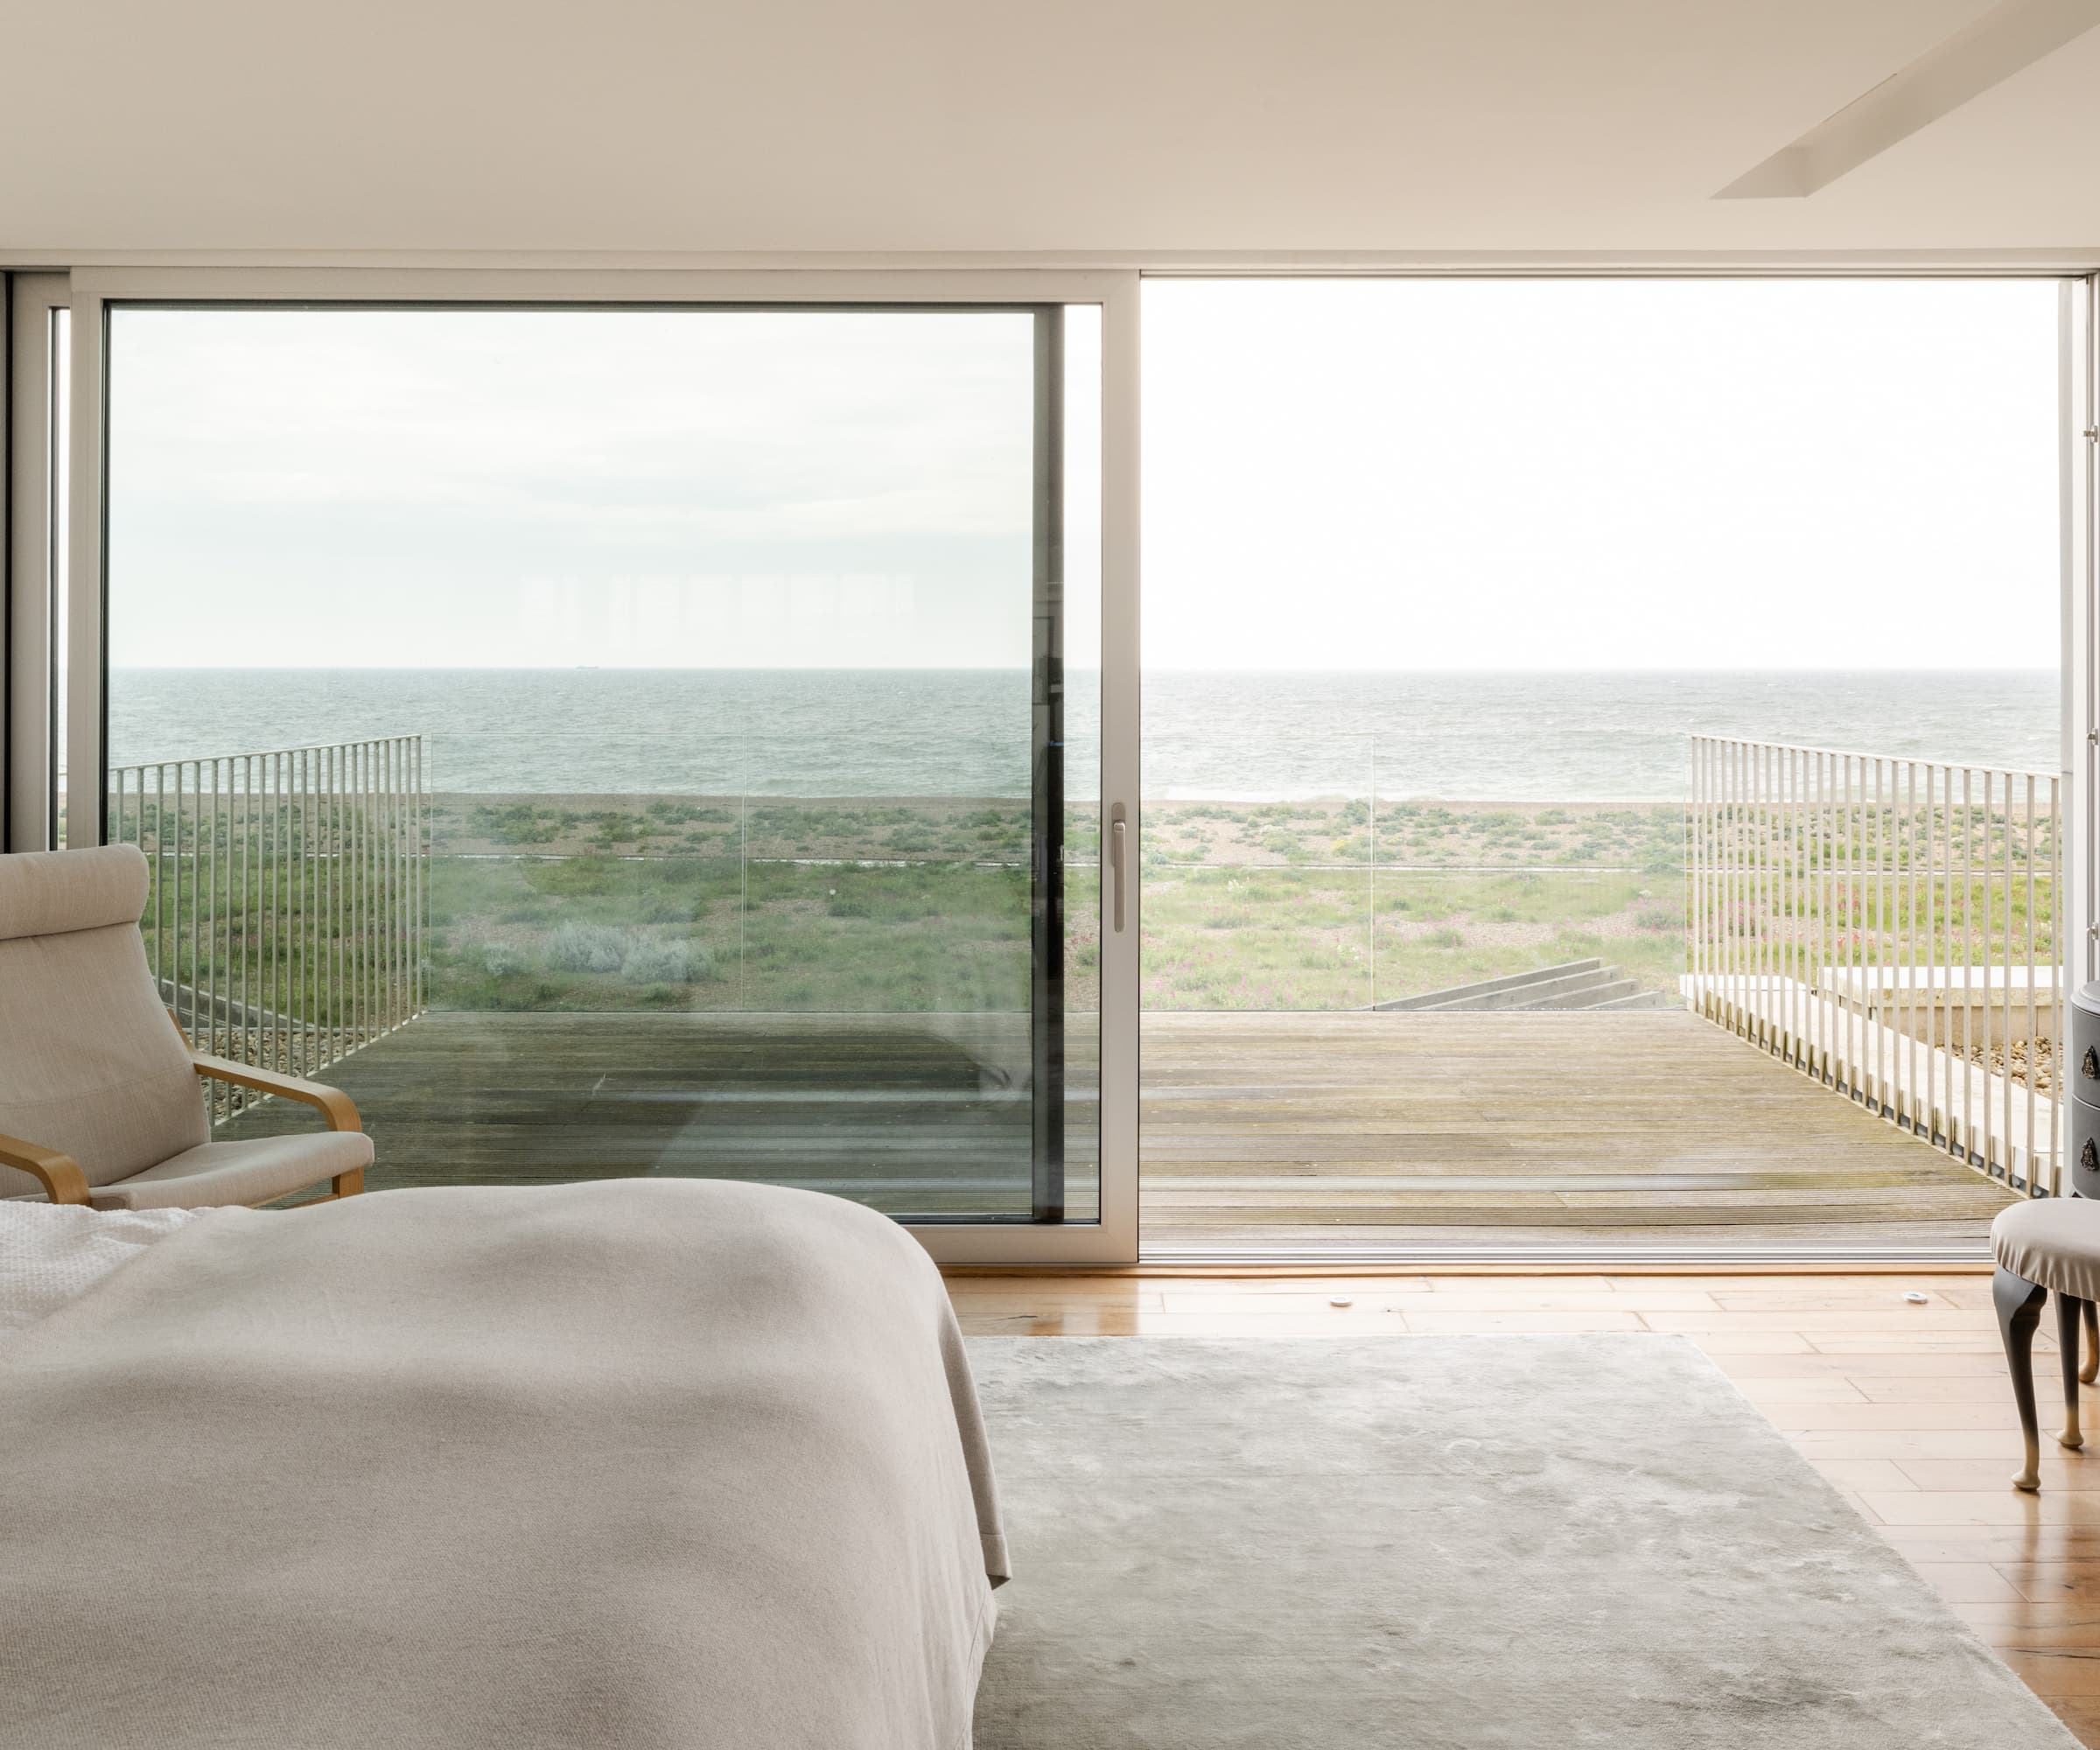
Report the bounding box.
[1138,277,2068,1261]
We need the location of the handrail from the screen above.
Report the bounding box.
[1690,729,2054,780]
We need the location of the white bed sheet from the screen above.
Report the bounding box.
[0,1199,213,1335]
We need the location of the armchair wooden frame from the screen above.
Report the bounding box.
[0,1035,367,1207]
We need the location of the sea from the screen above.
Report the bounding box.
[105,668,2061,803]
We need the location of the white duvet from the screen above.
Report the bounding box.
[0,1180,1004,1750]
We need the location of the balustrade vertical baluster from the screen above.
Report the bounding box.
[416,737,427,1013]
[1902,760,1916,1131]
[303,747,315,1080]
[1755,739,1772,1050]
[1936,770,1948,1152]
[1883,755,1895,1115]
[1794,745,1807,1068]
[154,766,167,1000]
[2000,771,2015,1185]
[1811,748,1824,1073]
[2051,775,2064,1194]
[1838,755,1852,1102]
[1689,740,1701,1010]
[1949,773,1965,1167]
[1717,741,1730,1023]
[1740,742,1754,1042]
[331,744,343,1068]
[1981,771,1998,1174]
[186,763,200,1059]
[2025,775,2039,1195]
[240,754,251,1074]
[1717,739,1729,1023]
[354,742,363,1048]
[1735,740,1747,1032]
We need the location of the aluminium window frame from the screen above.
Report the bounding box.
[56,265,1143,1267]
[15,261,2096,1265]
[4,273,68,851]
[2064,276,2097,997]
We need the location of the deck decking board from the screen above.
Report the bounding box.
[226,1007,2012,1252]
[1137,1010,2010,1251]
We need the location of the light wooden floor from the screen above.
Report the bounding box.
[943,1269,2100,1746]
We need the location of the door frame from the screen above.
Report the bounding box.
[4,272,68,851]
[25,262,2096,1264]
[2063,276,2097,1002]
[57,265,1143,1265]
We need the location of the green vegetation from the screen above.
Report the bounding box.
[427,853,1048,1014]
[1139,864,1686,1011]
[118,789,1695,1019]
[106,784,2067,1023]
[419,798,1692,1014]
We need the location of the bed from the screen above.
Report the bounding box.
[0,1179,1006,1749]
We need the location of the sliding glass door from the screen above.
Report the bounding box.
[62,272,1138,1263]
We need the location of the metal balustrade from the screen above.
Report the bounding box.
[1688,735,2062,1194]
[107,737,429,1121]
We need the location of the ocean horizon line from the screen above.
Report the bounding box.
[105,667,2059,806]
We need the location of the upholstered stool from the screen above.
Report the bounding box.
[1993,1199,2100,1490]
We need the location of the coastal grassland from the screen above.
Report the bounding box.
[1138,795,1684,871]
[428,792,1679,872]
[423,794,1684,1014]
[429,853,1055,1013]
[1141,866,1684,1011]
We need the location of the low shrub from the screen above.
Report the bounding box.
[621,937,715,984]
[549,920,626,972]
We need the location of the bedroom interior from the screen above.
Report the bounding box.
[8,2,2100,1746]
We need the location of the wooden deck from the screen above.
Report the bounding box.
[1140,1011,2013,1257]
[228,1007,2015,1258]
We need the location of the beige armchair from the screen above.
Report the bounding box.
[0,844,370,1209]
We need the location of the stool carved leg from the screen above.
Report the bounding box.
[1996,1265,2048,1491]
[2062,1294,2088,1452]
[2083,1299,2097,1387]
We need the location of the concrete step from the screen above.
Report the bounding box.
[1391,960,1676,1014]
[1374,959,1604,1012]
[1407,966,1622,1013]
[1587,989,1679,1012]
[1530,976,1643,1010]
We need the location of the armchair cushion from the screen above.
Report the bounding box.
[0,840,153,941]
[88,1132,374,1213]
[0,846,210,1199]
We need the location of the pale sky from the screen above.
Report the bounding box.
[107,279,2062,672]
[1144,278,2062,671]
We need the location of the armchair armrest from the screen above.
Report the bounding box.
[0,1133,92,1205]
[190,1055,363,1134]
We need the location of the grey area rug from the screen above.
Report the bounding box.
[969,1335,2076,1749]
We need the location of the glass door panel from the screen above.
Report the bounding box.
[99,302,1101,1230]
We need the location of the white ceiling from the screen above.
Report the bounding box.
[5,0,2098,262]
